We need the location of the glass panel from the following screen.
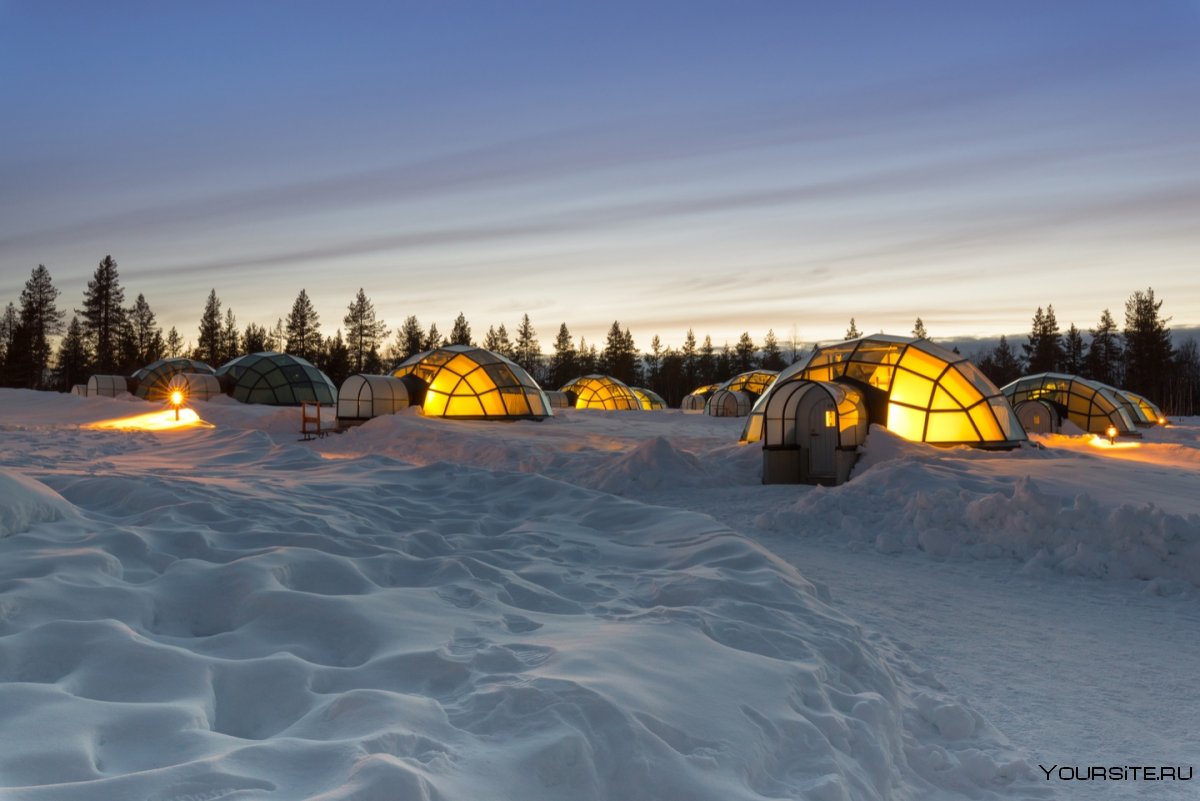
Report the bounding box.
[926,411,979,442]
[447,395,483,416]
[955,360,995,393]
[989,398,1021,438]
[463,368,494,395]
[899,346,946,379]
[424,390,448,416]
[938,367,985,407]
[930,386,961,410]
[886,403,927,441]
[968,402,1003,440]
[501,390,530,416]
[1068,393,1092,414]
[890,369,935,408]
[444,355,476,377]
[528,393,546,416]
[429,370,461,395]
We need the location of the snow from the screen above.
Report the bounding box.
[1,390,1197,799]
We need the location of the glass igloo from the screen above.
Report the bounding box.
[216,352,337,406]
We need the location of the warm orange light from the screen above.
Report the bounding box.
[170,390,184,406]
[1158,417,1167,426]
[85,408,212,431]
[1106,424,1117,444]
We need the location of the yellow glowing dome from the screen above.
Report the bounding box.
[559,375,641,410]
[743,335,1025,446]
[392,345,551,419]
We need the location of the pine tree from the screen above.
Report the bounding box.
[285,289,322,361]
[388,316,425,363]
[270,319,285,352]
[977,335,1023,388]
[550,323,576,387]
[484,324,514,358]
[78,255,126,374]
[681,329,698,389]
[343,288,389,373]
[197,289,223,365]
[1167,338,1198,416]
[165,326,184,358]
[912,317,929,339]
[321,330,352,386]
[424,322,441,351]
[1084,309,1122,385]
[643,335,663,387]
[716,342,734,379]
[55,315,90,391]
[513,314,539,375]
[243,323,269,354]
[15,264,64,388]
[127,293,164,367]
[698,335,716,385]
[845,318,861,340]
[735,331,756,372]
[577,337,596,375]
[601,321,637,384]
[1061,323,1085,375]
[1123,288,1173,400]
[761,329,785,370]
[221,307,240,363]
[448,312,472,346]
[0,303,19,387]
[1022,305,1062,373]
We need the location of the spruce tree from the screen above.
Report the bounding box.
[550,323,576,387]
[601,321,637,384]
[484,324,514,358]
[165,326,184,358]
[735,331,756,372]
[1084,309,1122,385]
[699,335,716,385]
[243,323,269,354]
[716,342,734,379]
[285,289,322,361]
[1022,305,1062,373]
[1123,288,1173,399]
[343,288,389,373]
[0,303,18,386]
[912,317,929,339]
[16,264,64,388]
[449,312,472,346]
[55,315,90,391]
[977,335,1022,388]
[390,316,425,362]
[197,290,223,365]
[681,329,698,389]
[322,330,352,386]
[126,293,164,367]
[221,308,240,363]
[79,255,126,374]
[424,322,441,350]
[643,335,663,388]
[845,318,861,340]
[513,314,539,375]
[761,329,785,371]
[1061,323,1085,375]
[577,337,596,375]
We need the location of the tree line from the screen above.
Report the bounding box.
[973,291,1196,415]
[1,255,1195,413]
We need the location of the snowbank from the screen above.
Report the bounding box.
[758,426,1200,588]
[0,391,1040,799]
[0,468,78,537]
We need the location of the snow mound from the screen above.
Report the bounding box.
[586,435,708,494]
[760,427,1200,586]
[0,468,78,537]
[0,410,1041,800]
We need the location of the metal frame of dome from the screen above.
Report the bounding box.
[1000,373,1139,436]
[131,358,215,402]
[743,335,1025,447]
[560,374,641,410]
[1121,389,1165,424]
[630,387,666,410]
[216,352,337,406]
[392,345,551,420]
[717,370,778,398]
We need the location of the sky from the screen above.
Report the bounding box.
[1,1,1198,351]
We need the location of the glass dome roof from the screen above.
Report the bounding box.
[560,375,641,410]
[743,335,1024,446]
[392,345,550,419]
[216,352,336,406]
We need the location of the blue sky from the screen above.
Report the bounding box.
[1,1,1198,350]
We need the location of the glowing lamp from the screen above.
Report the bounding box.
[1106,424,1117,445]
[1158,416,1167,426]
[170,389,185,420]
